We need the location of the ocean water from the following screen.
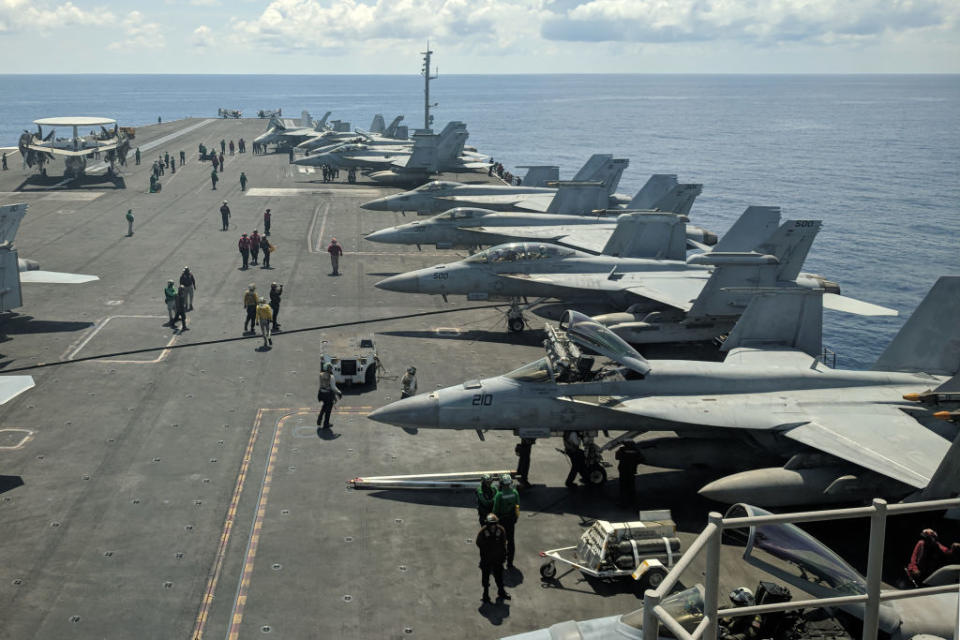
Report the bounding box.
[1,74,958,368]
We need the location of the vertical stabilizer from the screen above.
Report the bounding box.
[753,220,822,282]
[573,155,629,194]
[317,111,331,130]
[627,174,678,209]
[436,123,468,166]
[0,203,28,245]
[601,212,687,260]
[712,206,782,253]
[687,255,780,319]
[0,245,23,312]
[650,183,703,216]
[405,132,439,172]
[721,288,823,357]
[545,181,608,214]
[384,116,404,138]
[872,276,960,375]
[517,166,559,188]
[369,114,386,134]
[301,111,312,127]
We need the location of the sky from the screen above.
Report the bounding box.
[0,0,958,74]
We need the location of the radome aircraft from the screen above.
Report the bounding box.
[0,204,98,313]
[364,175,706,252]
[375,208,891,336]
[18,117,130,179]
[370,279,960,509]
[217,108,241,119]
[361,154,631,214]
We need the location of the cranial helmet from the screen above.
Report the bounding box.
[485,513,499,524]
[481,474,491,484]
[500,474,513,487]
[729,587,755,607]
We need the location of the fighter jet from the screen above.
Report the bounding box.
[0,204,98,313]
[296,115,407,154]
[370,278,960,509]
[361,154,631,214]
[253,111,329,151]
[294,122,485,175]
[363,177,705,252]
[18,117,130,179]
[375,208,891,336]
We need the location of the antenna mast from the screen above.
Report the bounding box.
[421,42,438,131]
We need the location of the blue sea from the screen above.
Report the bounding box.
[2,74,958,367]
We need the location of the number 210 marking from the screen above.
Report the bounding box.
[472,394,493,406]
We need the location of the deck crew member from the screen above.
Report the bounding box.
[907,528,952,585]
[492,474,519,569]
[219,200,231,231]
[269,283,283,331]
[134,148,140,165]
[718,588,762,640]
[476,513,510,603]
[210,167,218,190]
[163,280,177,324]
[476,474,496,525]
[256,297,273,347]
[126,209,134,236]
[400,367,417,399]
[250,230,261,265]
[263,209,271,236]
[179,267,196,311]
[238,233,250,269]
[260,234,271,269]
[243,284,258,333]
[563,431,587,488]
[327,237,343,275]
[515,438,534,488]
[316,364,341,429]
[172,286,188,332]
[240,171,248,191]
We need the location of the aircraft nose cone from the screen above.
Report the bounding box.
[364,228,395,244]
[375,273,420,293]
[369,394,438,428]
[361,196,391,211]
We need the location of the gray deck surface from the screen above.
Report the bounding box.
[0,118,789,640]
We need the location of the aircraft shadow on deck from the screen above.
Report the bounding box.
[0,316,95,335]
[15,174,125,191]
[0,475,24,495]
[380,329,544,346]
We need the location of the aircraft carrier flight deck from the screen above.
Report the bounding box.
[0,118,908,639]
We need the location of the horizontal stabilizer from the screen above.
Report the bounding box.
[873,276,960,375]
[822,293,898,316]
[651,183,702,217]
[20,270,99,284]
[0,203,28,245]
[601,212,687,260]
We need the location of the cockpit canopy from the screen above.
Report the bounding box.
[465,242,574,264]
[433,208,488,221]
[414,180,460,192]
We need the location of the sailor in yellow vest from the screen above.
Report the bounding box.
[256,297,273,347]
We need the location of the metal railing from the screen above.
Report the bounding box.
[641,497,960,640]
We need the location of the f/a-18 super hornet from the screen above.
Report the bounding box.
[375,207,892,336]
[370,278,960,509]
[295,114,407,154]
[364,175,704,252]
[361,154,631,214]
[252,111,329,151]
[0,204,98,314]
[18,117,130,179]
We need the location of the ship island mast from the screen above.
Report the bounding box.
[421,42,438,131]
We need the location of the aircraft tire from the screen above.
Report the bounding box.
[585,465,607,485]
[508,317,525,332]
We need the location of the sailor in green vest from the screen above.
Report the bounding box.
[492,474,519,568]
[475,474,496,525]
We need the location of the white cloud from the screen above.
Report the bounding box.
[192,24,212,49]
[231,0,542,55]
[540,0,960,44]
[107,10,165,50]
[0,0,114,33]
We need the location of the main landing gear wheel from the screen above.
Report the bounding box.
[508,317,525,332]
[635,566,668,594]
[540,561,557,579]
[585,464,607,486]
